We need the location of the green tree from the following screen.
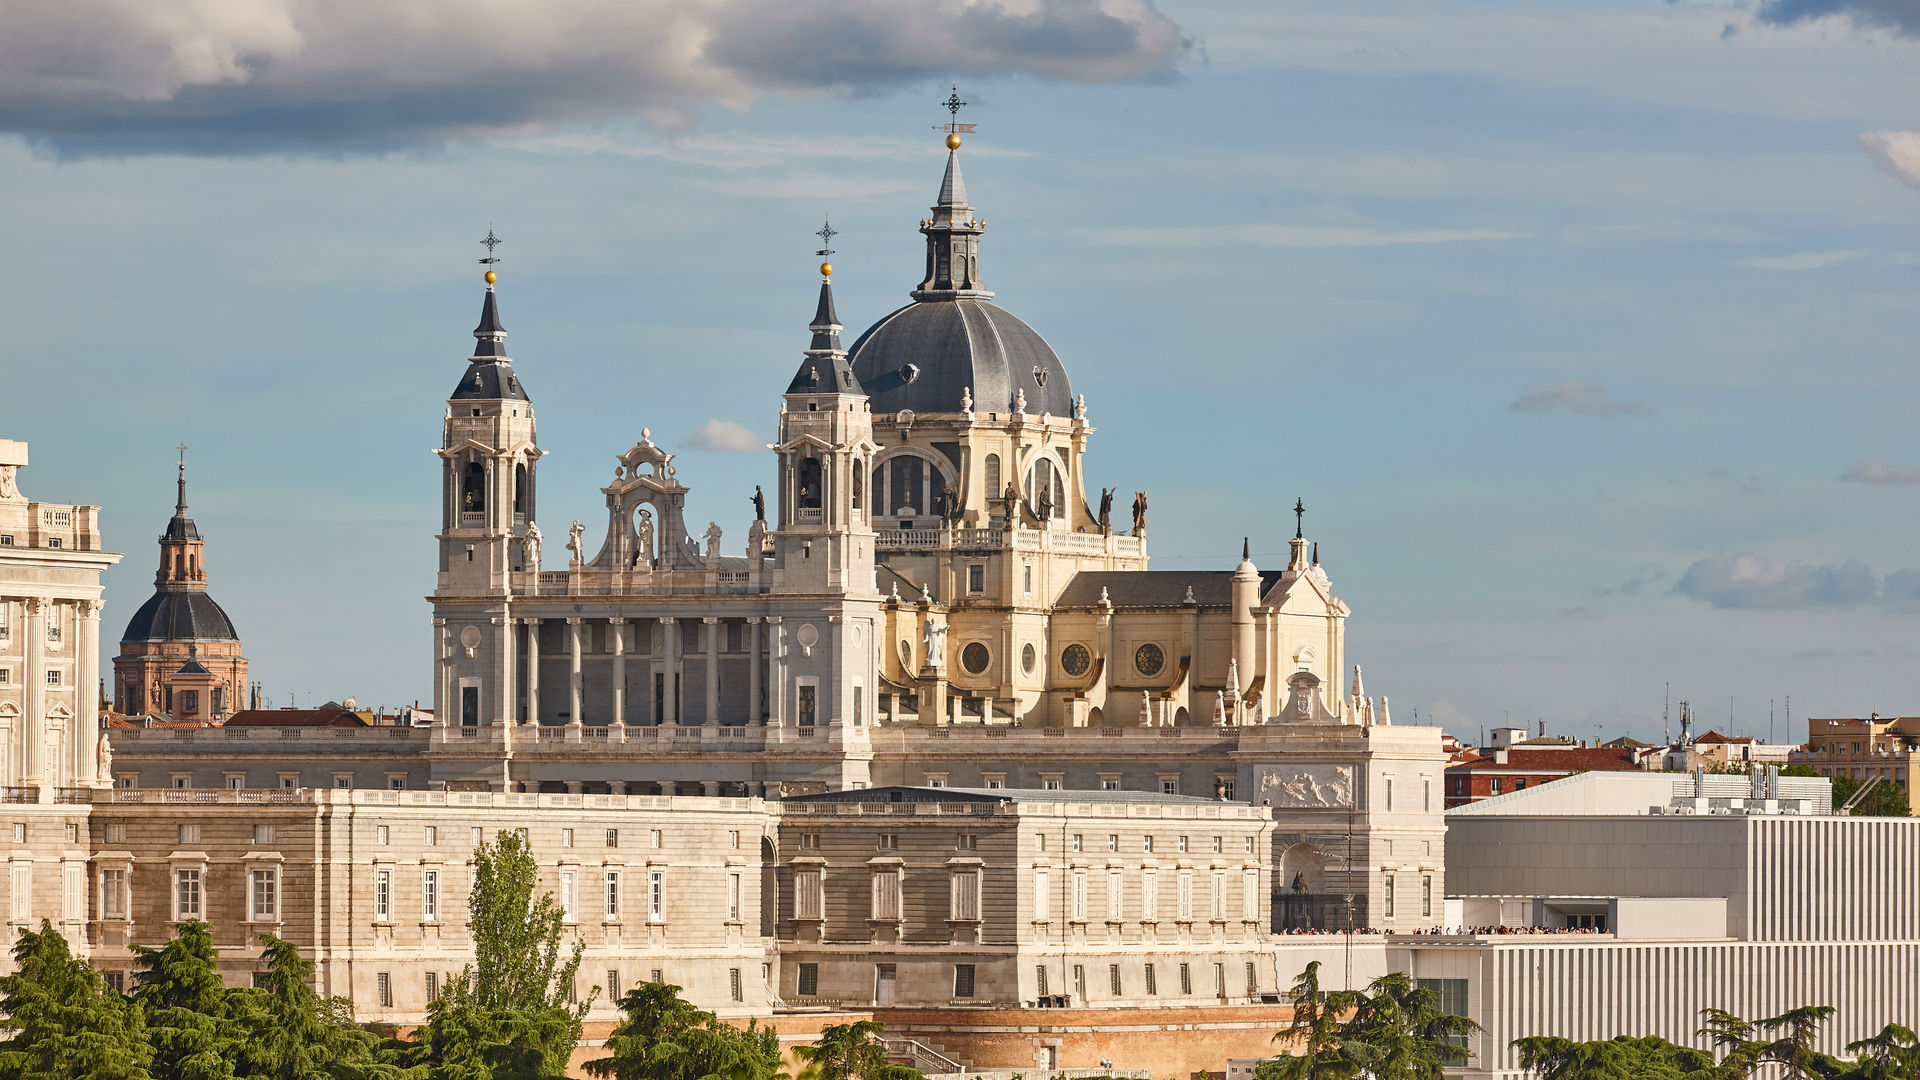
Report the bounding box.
[133,920,246,1080]
[1258,962,1358,1080]
[585,982,783,1080]
[1513,1034,1713,1080]
[1843,1023,1920,1080]
[0,921,154,1080]
[1339,974,1482,1079]
[245,935,404,1080]
[795,1020,920,1080]
[422,830,596,1079]
[1754,1005,1839,1080]
[1830,776,1910,817]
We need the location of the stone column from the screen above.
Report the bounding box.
[567,618,584,731]
[432,617,450,727]
[702,780,720,797]
[703,617,720,726]
[525,618,542,725]
[24,598,46,789]
[77,601,101,786]
[747,618,763,724]
[495,615,517,733]
[765,617,783,726]
[609,618,627,729]
[659,618,678,724]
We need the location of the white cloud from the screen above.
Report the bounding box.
[685,419,765,453]
[1735,250,1863,271]
[1860,130,1920,190]
[1841,458,1920,485]
[1673,553,1879,609]
[1091,223,1528,250]
[1510,380,1652,417]
[0,0,1188,155]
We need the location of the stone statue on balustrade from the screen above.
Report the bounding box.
[921,616,948,669]
[522,522,542,572]
[703,522,723,568]
[566,520,585,568]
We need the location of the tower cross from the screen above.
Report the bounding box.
[479,228,503,267]
[1293,497,1305,539]
[933,84,977,137]
[176,443,188,470]
[815,219,837,259]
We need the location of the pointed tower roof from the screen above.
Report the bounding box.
[161,455,201,542]
[788,276,864,396]
[451,278,530,402]
[934,148,971,224]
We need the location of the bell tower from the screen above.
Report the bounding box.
[772,235,878,596]
[436,237,541,598]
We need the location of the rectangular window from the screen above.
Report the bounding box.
[730,967,743,1002]
[1211,871,1226,919]
[650,829,662,849]
[1177,871,1193,919]
[1107,834,1119,852]
[1145,963,1158,995]
[1417,979,1472,1061]
[1422,875,1433,918]
[728,872,742,922]
[1384,876,1396,919]
[1245,836,1255,854]
[177,824,199,844]
[1161,778,1177,795]
[872,870,902,920]
[560,870,577,923]
[967,564,985,593]
[1024,564,1034,593]
[1073,965,1086,1001]
[252,825,273,845]
[226,775,243,790]
[103,971,124,994]
[1108,963,1122,997]
[104,824,125,844]
[1490,778,1502,796]
[1179,962,1192,996]
[1033,867,1050,920]
[376,972,392,1008]
[1143,835,1154,853]
[954,964,976,999]
[1244,868,1259,918]
[956,832,977,850]
[1107,868,1123,921]
[877,833,898,850]
[419,869,438,920]
[1221,780,1236,801]
[250,869,276,921]
[1424,778,1432,812]
[795,868,823,920]
[471,826,484,848]
[461,686,480,727]
[951,870,980,921]
[1246,962,1259,997]
[10,823,23,844]
[101,869,127,919]
[376,825,389,845]
[1386,778,1394,811]
[45,670,60,686]
[729,829,741,849]
[1071,833,1083,852]
[175,869,201,919]
[1213,836,1223,853]
[1036,964,1049,997]
[562,828,574,848]
[1142,868,1158,918]
[649,870,664,921]
[1213,963,1225,998]
[1177,835,1189,853]
[426,971,440,1003]
[606,970,620,1001]
[375,870,392,921]
[605,871,620,918]
[650,969,663,984]
[797,685,817,726]
[798,963,819,996]
[605,828,619,847]
[1071,871,1087,921]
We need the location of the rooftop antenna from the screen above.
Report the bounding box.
[1664,682,1670,746]
[1770,699,1776,746]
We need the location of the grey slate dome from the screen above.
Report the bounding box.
[450,285,530,402]
[121,584,239,643]
[844,139,1073,417]
[848,300,1072,417]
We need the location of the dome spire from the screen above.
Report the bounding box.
[450,230,530,402]
[914,86,989,301]
[163,443,200,542]
[789,219,862,396]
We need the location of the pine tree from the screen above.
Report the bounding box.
[585,982,783,1080]
[133,920,244,1080]
[0,921,154,1080]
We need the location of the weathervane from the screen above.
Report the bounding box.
[479,228,503,283]
[815,219,837,278]
[933,84,977,145]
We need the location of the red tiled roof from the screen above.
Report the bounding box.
[222,709,367,728]
[1692,730,1755,744]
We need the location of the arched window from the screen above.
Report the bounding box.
[984,454,1001,503]
[797,458,823,509]
[1052,466,1065,519]
[513,462,528,515]
[1029,459,1065,520]
[852,465,864,512]
[462,461,486,513]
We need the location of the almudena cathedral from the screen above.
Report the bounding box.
[3,124,1919,1080]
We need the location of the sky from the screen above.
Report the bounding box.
[2,0,1917,743]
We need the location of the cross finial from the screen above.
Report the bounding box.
[1293,497,1305,539]
[933,84,977,140]
[815,218,837,259]
[479,227,503,267]
[176,443,188,471]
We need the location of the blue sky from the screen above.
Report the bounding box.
[3,0,1917,741]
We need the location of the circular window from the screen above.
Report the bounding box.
[961,642,991,675]
[899,640,913,669]
[1021,643,1036,674]
[1134,642,1165,677]
[1060,643,1091,677]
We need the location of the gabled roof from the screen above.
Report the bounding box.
[1054,570,1286,609]
[222,709,367,728]
[1692,730,1756,744]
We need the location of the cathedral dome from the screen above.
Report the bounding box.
[121,589,239,643]
[848,298,1072,417]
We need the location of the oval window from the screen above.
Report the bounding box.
[1134,643,1165,678]
[899,640,913,669]
[1021,643,1036,674]
[1060,643,1091,677]
[961,642,991,675]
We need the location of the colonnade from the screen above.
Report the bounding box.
[517,614,789,730]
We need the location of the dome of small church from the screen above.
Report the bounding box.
[848,299,1072,417]
[121,590,239,643]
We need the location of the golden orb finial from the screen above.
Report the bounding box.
[484,270,498,285]
[819,262,834,278]
[946,132,963,150]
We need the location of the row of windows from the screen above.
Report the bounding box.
[1045,833,1256,855]
[373,964,753,1009]
[1379,874,1437,920]
[790,961,1260,1002]
[1036,866,1261,922]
